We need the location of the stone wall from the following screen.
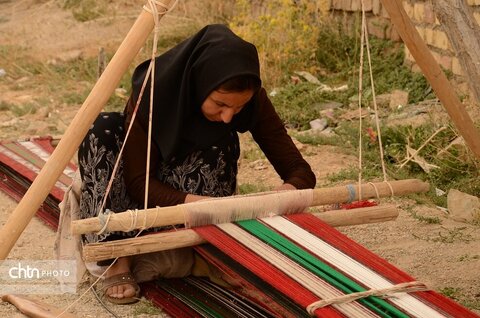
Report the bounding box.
[330,0,480,78]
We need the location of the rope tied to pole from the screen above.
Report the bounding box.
[306,281,429,316]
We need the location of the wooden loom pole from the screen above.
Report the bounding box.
[379,0,480,159]
[82,204,400,262]
[71,178,428,235]
[0,1,174,260]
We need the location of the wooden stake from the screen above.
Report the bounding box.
[71,179,428,235]
[82,205,400,262]
[0,1,174,260]
[379,0,480,159]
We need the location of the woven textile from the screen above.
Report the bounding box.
[195,217,480,317]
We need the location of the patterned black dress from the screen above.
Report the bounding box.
[78,112,239,244]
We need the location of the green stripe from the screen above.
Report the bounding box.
[238,219,409,318]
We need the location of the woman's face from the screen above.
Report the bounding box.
[201,89,254,124]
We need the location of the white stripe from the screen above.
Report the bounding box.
[19,141,76,178]
[217,223,379,318]
[0,145,68,192]
[262,217,447,318]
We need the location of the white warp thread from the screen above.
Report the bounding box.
[183,189,314,228]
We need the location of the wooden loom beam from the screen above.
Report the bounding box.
[83,205,400,262]
[379,0,480,159]
[0,1,175,260]
[71,178,428,235]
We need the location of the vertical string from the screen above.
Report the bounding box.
[357,1,367,200]
[363,10,388,182]
[144,0,161,209]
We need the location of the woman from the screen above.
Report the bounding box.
[78,24,316,304]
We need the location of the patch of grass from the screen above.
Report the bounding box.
[270,82,330,130]
[440,286,480,311]
[326,166,358,184]
[293,131,343,147]
[413,227,473,244]
[270,19,437,131]
[62,0,107,22]
[325,164,382,185]
[241,146,266,161]
[238,183,271,194]
[9,103,37,117]
[409,211,442,224]
[440,286,462,300]
[315,18,434,105]
[462,298,480,311]
[458,254,480,262]
[320,120,480,205]
[154,24,201,52]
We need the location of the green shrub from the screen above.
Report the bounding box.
[327,121,480,204]
[315,18,434,105]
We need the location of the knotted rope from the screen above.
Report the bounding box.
[306,281,429,316]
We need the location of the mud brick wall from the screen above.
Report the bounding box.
[330,0,480,79]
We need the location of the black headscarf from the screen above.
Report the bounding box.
[130,24,261,161]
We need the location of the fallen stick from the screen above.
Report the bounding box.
[398,126,447,169]
[71,179,428,235]
[82,204,399,262]
[1,294,77,318]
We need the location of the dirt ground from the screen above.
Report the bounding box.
[0,1,479,317]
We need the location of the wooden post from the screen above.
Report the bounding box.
[0,1,174,260]
[82,205,400,262]
[71,179,428,235]
[379,0,480,159]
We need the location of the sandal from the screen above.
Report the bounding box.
[101,272,141,305]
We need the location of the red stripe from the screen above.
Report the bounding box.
[195,225,344,318]
[0,149,64,201]
[32,137,78,171]
[287,213,480,318]
[0,171,58,230]
[7,141,72,188]
[31,136,56,153]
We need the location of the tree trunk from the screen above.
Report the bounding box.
[433,0,480,106]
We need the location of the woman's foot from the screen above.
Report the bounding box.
[102,257,139,303]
